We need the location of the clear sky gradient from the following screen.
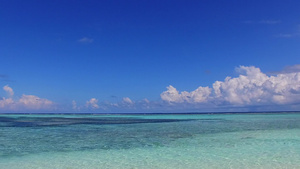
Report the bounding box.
[1,0,300,113]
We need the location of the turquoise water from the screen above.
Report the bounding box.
[0,113,300,168]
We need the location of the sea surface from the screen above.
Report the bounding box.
[0,112,300,169]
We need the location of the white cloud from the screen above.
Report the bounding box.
[73,97,136,112]
[78,37,93,43]
[18,94,53,110]
[270,64,300,74]
[72,100,78,110]
[86,98,99,109]
[98,97,155,112]
[139,98,151,109]
[160,85,211,103]
[0,98,14,109]
[122,97,134,104]
[3,85,14,97]
[120,97,135,109]
[0,86,54,111]
[142,98,150,104]
[161,66,300,106]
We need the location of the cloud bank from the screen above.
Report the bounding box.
[161,66,300,107]
[71,65,300,112]
[0,85,54,111]
[4,65,298,113]
[71,97,153,112]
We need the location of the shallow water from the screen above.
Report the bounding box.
[0,113,300,168]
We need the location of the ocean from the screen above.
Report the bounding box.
[0,112,300,169]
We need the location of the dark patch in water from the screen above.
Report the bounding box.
[0,116,197,127]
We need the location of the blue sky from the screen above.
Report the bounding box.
[0,0,300,113]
